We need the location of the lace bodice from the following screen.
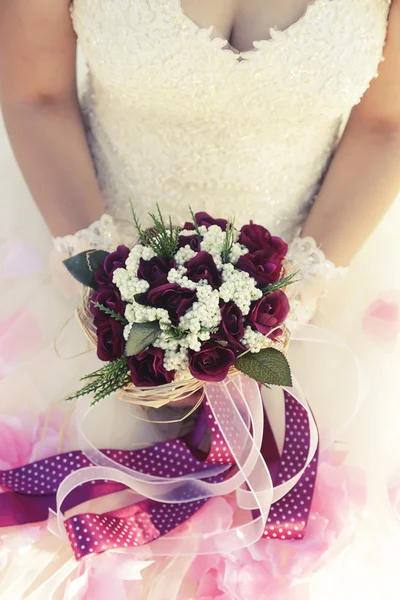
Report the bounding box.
[71,0,390,241]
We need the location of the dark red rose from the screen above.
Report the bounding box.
[247,291,290,336]
[182,221,196,231]
[96,319,125,362]
[178,234,202,252]
[185,251,222,289]
[188,342,235,383]
[183,212,228,231]
[129,347,175,387]
[237,249,283,287]
[146,283,197,324]
[239,223,288,258]
[90,285,126,324]
[195,212,228,231]
[95,245,130,286]
[137,256,175,288]
[216,302,245,352]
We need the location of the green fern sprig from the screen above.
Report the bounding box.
[130,200,149,246]
[221,218,235,264]
[131,202,179,260]
[189,206,202,238]
[66,356,131,405]
[90,301,128,324]
[262,271,300,296]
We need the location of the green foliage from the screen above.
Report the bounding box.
[235,348,292,387]
[125,321,161,356]
[90,301,128,324]
[189,206,202,238]
[66,356,131,405]
[63,250,109,289]
[262,272,299,296]
[131,202,179,260]
[221,218,235,264]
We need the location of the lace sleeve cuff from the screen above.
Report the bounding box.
[286,236,348,324]
[53,214,123,257]
[286,236,348,282]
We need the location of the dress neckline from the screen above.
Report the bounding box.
[175,0,328,59]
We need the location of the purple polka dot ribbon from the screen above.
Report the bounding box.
[0,390,318,559]
[263,392,319,541]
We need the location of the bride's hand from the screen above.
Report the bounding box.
[51,214,138,296]
[286,235,348,325]
[169,389,204,409]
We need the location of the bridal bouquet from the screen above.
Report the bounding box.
[65,208,295,405]
[0,208,319,569]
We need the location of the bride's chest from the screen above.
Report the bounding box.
[72,0,390,121]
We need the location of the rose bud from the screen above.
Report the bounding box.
[146,283,197,324]
[237,249,283,287]
[216,302,245,352]
[194,212,228,231]
[188,342,236,383]
[239,222,288,258]
[247,291,290,336]
[177,234,202,252]
[183,212,227,231]
[182,221,196,231]
[90,285,125,324]
[137,256,175,288]
[95,245,130,286]
[96,320,125,361]
[185,251,222,289]
[129,347,175,387]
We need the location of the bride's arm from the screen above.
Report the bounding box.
[301,0,400,267]
[0,0,103,237]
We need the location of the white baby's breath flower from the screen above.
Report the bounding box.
[228,243,249,265]
[167,266,197,289]
[124,301,170,326]
[163,348,189,372]
[200,225,226,269]
[113,268,149,302]
[174,367,192,382]
[123,322,133,342]
[125,244,155,274]
[219,264,262,315]
[153,331,180,352]
[142,247,157,261]
[174,246,197,267]
[242,326,274,353]
[179,283,221,349]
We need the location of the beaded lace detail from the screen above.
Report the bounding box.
[53,214,120,256]
[287,236,348,281]
[286,236,348,323]
[71,0,390,241]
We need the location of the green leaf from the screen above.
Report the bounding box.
[125,321,161,356]
[63,250,109,289]
[235,348,292,387]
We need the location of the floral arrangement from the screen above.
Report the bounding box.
[64,208,295,404]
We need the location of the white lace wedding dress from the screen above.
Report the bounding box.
[1,1,400,599]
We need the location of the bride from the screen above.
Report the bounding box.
[0,1,400,599]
